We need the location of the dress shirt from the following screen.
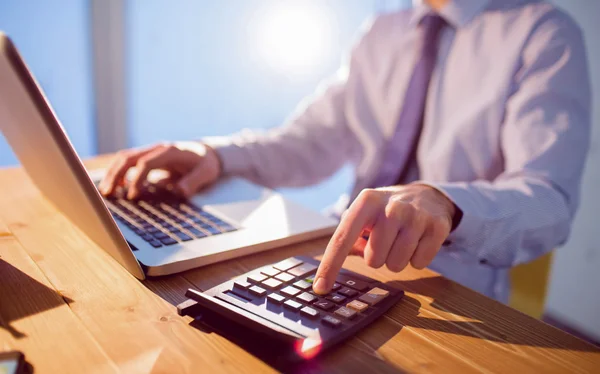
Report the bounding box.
[204,0,591,302]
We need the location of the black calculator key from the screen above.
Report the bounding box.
[234,280,251,290]
[275,272,295,283]
[273,258,303,272]
[149,239,162,248]
[296,292,317,304]
[247,273,268,284]
[293,280,312,291]
[313,299,335,311]
[283,299,302,311]
[288,263,317,278]
[334,306,357,320]
[322,315,342,328]
[326,294,347,304]
[358,287,390,306]
[260,267,280,277]
[338,287,358,298]
[281,286,302,298]
[147,226,160,234]
[267,293,285,304]
[261,278,283,290]
[300,306,319,319]
[249,286,267,297]
[160,237,177,246]
[338,276,369,291]
[331,282,342,291]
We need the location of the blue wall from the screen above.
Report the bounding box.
[125,0,398,210]
[0,0,95,167]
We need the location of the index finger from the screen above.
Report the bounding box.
[313,197,380,294]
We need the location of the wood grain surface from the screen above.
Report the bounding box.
[0,156,598,374]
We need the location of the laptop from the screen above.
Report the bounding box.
[0,33,337,280]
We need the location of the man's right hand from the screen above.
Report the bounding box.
[98,142,222,200]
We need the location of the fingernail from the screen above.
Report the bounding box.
[313,277,328,294]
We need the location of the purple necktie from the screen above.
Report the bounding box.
[371,14,447,188]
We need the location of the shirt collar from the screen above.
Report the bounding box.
[409,0,490,28]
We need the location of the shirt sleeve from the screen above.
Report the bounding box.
[202,20,376,189]
[423,13,592,268]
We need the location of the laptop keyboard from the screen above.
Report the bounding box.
[104,191,237,248]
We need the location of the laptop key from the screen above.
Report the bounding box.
[174,231,192,242]
[148,239,162,248]
[185,227,203,237]
[159,237,177,246]
[153,231,168,239]
[140,234,153,242]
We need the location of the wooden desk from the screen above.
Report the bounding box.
[1,156,599,374]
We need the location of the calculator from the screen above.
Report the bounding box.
[177,256,404,361]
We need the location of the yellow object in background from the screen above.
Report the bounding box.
[509,252,554,319]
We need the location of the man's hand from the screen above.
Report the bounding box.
[313,184,456,294]
[98,142,222,200]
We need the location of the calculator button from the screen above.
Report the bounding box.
[334,306,357,320]
[347,299,369,313]
[293,280,312,291]
[305,275,315,283]
[358,287,389,306]
[331,282,342,291]
[322,315,342,328]
[249,285,267,297]
[281,286,302,297]
[233,280,251,290]
[338,287,358,297]
[296,292,317,304]
[247,273,268,284]
[300,306,319,318]
[261,278,283,290]
[260,267,280,277]
[273,258,303,271]
[275,272,295,283]
[288,263,317,277]
[267,293,285,304]
[283,299,303,311]
[337,276,369,291]
[313,299,335,311]
[326,294,347,304]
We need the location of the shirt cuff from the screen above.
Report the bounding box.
[417,181,481,248]
[201,136,252,176]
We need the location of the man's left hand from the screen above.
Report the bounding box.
[313,184,456,295]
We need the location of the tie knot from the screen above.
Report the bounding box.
[421,14,446,35]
